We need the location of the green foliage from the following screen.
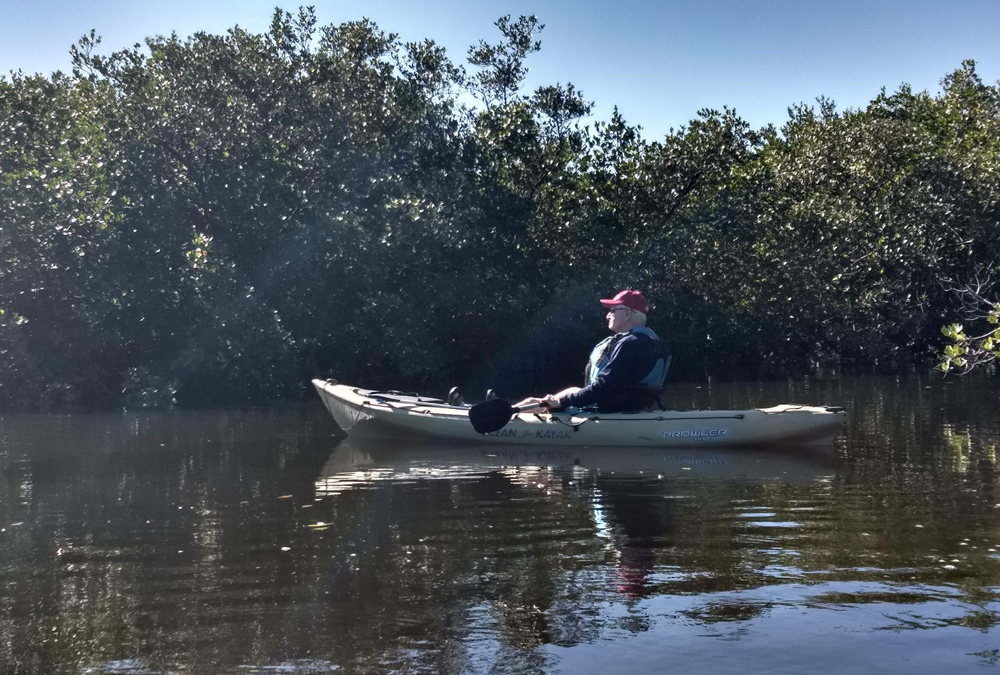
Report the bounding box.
[467,15,543,107]
[937,285,1000,374]
[1,10,999,409]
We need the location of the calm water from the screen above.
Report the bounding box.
[2,374,1000,674]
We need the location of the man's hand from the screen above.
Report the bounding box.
[513,396,557,411]
[540,394,562,409]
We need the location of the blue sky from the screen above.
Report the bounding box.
[2,0,998,140]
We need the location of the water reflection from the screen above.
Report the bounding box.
[316,438,842,603]
[316,440,842,489]
[1,374,999,674]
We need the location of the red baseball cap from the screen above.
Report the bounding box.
[599,290,648,313]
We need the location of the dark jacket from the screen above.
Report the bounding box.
[561,330,666,412]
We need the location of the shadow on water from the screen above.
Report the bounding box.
[1,374,999,674]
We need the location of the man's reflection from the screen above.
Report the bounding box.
[594,476,675,599]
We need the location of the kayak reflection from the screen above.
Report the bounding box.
[317,437,842,491]
[316,437,843,599]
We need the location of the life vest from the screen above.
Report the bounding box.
[585,327,670,389]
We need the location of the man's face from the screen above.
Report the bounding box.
[606,305,632,332]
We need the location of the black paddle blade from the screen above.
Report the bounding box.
[469,398,515,434]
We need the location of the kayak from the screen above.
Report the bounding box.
[312,379,848,448]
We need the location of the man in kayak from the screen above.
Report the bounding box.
[517,290,669,413]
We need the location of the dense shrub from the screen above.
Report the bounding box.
[1,10,997,408]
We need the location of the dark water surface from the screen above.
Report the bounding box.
[2,374,1000,674]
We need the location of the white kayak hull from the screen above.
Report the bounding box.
[312,379,848,448]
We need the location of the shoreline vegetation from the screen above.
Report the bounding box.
[1,8,998,410]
